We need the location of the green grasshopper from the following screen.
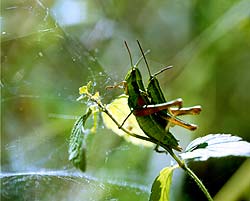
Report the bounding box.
[136,40,201,132]
[120,41,202,152]
[120,41,185,151]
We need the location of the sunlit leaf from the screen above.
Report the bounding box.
[149,166,176,201]
[68,109,92,171]
[180,134,250,161]
[102,94,154,147]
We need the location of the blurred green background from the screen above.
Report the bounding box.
[1,0,250,200]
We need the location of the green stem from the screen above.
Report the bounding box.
[185,166,213,201]
[165,148,213,201]
[86,92,213,201]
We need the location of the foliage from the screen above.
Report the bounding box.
[150,166,176,201]
[180,134,250,161]
[68,108,92,171]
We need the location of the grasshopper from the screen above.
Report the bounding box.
[136,40,201,132]
[109,41,201,152]
[121,41,185,151]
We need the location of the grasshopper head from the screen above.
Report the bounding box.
[124,67,143,94]
[124,67,146,109]
[125,67,142,82]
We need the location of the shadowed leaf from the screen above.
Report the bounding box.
[68,109,92,171]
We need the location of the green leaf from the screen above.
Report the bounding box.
[149,166,176,201]
[180,134,250,161]
[68,109,92,171]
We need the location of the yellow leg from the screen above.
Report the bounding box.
[170,106,201,116]
[162,114,198,131]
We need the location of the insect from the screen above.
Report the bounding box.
[120,41,185,151]
[136,40,201,132]
[116,41,202,152]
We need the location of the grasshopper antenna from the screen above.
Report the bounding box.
[135,49,150,67]
[137,40,152,77]
[137,40,173,77]
[124,40,150,67]
[153,65,173,77]
[124,41,133,67]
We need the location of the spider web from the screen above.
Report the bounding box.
[1,1,170,200]
[1,170,150,201]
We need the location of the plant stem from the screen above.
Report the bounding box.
[165,148,214,201]
[103,104,213,200]
[85,92,213,201]
[185,166,213,201]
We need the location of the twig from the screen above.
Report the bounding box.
[85,92,213,201]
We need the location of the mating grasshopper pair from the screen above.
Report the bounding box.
[110,41,201,152]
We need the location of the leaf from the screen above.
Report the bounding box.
[102,94,154,147]
[149,166,176,201]
[68,109,92,171]
[180,134,250,161]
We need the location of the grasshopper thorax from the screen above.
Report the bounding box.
[124,67,148,110]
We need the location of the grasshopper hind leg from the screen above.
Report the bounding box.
[170,106,201,116]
